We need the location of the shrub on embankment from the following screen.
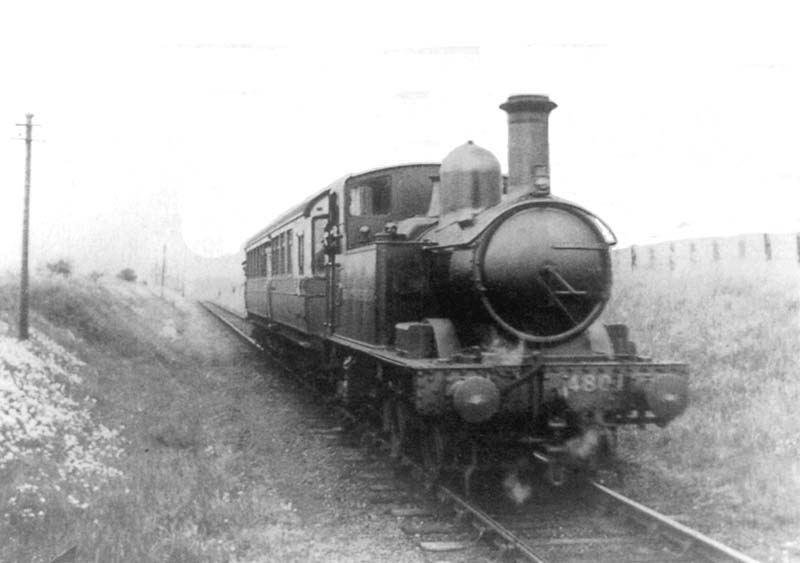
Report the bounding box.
[604,267,800,525]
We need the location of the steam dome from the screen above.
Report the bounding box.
[439,141,502,216]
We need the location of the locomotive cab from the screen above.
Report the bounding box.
[341,164,440,250]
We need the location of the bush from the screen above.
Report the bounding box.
[117,268,137,282]
[46,259,72,278]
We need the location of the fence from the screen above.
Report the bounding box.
[612,232,800,277]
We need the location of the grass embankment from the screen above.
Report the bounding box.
[605,267,800,527]
[0,277,293,562]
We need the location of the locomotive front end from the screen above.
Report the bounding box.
[410,94,688,478]
[475,199,614,343]
[429,94,616,346]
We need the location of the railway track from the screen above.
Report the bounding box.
[200,301,761,563]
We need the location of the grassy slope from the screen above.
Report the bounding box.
[604,267,800,527]
[0,278,289,563]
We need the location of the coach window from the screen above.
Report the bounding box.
[280,233,285,274]
[271,240,277,276]
[274,236,279,275]
[286,229,293,274]
[284,232,289,274]
[275,235,283,275]
[312,216,328,276]
[297,233,305,276]
[348,176,392,216]
[279,233,286,274]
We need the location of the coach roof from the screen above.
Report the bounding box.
[243,175,345,249]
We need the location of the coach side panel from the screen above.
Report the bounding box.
[244,242,269,319]
[245,277,269,318]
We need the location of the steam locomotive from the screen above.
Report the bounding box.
[243,95,688,489]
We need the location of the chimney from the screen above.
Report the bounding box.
[499,94,557,197]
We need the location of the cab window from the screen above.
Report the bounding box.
[348,176,391,216]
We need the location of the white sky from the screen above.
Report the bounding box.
[1,0,798,275]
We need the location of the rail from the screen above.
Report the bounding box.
[200,302,262,350]
[591,481,761,563]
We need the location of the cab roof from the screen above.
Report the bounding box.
[243,163,438,249]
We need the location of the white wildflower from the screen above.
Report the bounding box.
[1,331,124,523]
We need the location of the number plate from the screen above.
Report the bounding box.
[561,372,622,397]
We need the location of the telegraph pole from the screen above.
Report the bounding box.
[17,114,34,340]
